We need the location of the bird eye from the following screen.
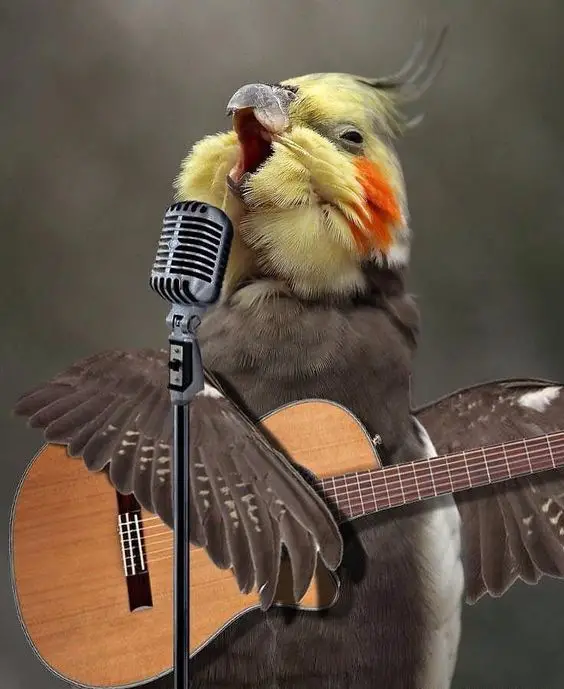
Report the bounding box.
[340,129,364,145]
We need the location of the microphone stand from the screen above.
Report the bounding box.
[166,305,205,689]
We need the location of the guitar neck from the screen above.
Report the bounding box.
[315,431,564,521]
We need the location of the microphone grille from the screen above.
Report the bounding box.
[150,201,233,306]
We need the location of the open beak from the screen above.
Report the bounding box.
[226,83,296,197]
[226,82,296,133]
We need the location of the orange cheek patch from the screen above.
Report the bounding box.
[349,157,402,253]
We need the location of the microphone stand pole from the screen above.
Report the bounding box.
[166,305,205,689]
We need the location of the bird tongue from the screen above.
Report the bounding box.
[230,109,274,182]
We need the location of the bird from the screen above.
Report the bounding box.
[12,32,564,689]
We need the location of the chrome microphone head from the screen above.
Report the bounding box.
[150,201,234,306]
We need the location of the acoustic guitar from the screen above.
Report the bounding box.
[10,399,564,688]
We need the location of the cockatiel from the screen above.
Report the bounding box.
[13,35,564,689]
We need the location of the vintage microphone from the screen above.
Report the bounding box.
[149,201,233,689]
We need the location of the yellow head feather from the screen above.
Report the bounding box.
[175,73,411,301]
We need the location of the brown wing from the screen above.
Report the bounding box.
[414,378,564,604]
[13,349,342,609]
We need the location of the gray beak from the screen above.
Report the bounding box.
[226,82,297,134]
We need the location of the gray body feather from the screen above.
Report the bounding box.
[189,276,463,689]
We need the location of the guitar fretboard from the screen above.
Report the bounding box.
[314,431,564,521]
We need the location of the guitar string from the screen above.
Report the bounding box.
[118,435,564,534]
[118,440,564,568]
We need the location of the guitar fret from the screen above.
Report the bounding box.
[413,462,422,500]
[403,462,421,503]
[462,451,472,489]
[330,476,342,517]
[427,458,437,497]
[485,445,510,482]
[382,466,392,507]
[355,473,367,514]
[448,453,468,493]
[373,474,391,510]
[466,448,489,488]
[547,436,557,469]
[523,440,533,473]
[395,465,406,506]
[502,444,512,478]
[334,475,350,518]
[413,459,433,499]
[526,436,554,471]
[430,455,450,496]
[482,448,491,483]
[365,475,377,513]
[436,455,454,495]
[343,473,352,517]
[349,475,361,515]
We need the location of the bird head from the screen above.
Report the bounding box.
[175,33,444,301]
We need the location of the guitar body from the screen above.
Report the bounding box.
[10,400,380,688]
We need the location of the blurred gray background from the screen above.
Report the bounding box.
[2,0,564,687]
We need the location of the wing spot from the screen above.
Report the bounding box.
[220,486,230,495]
[549,510,563,525]
[542,499,553,514]
[522,515,533,526]
[157,455,169,464]
[107,424,117,432]
[125,430,139,437]
[197,476,210,483]
[121,440,137,447]
[197,383,224,399]
[203,499,210,509]
[247,510,259,525]
[518,386,561,413]
[141,445,154,452]
[158,443,170,451]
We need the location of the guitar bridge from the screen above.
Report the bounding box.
[116,492,153,612]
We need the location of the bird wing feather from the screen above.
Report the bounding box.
[414,378,564,603]
[13,348,343,610]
